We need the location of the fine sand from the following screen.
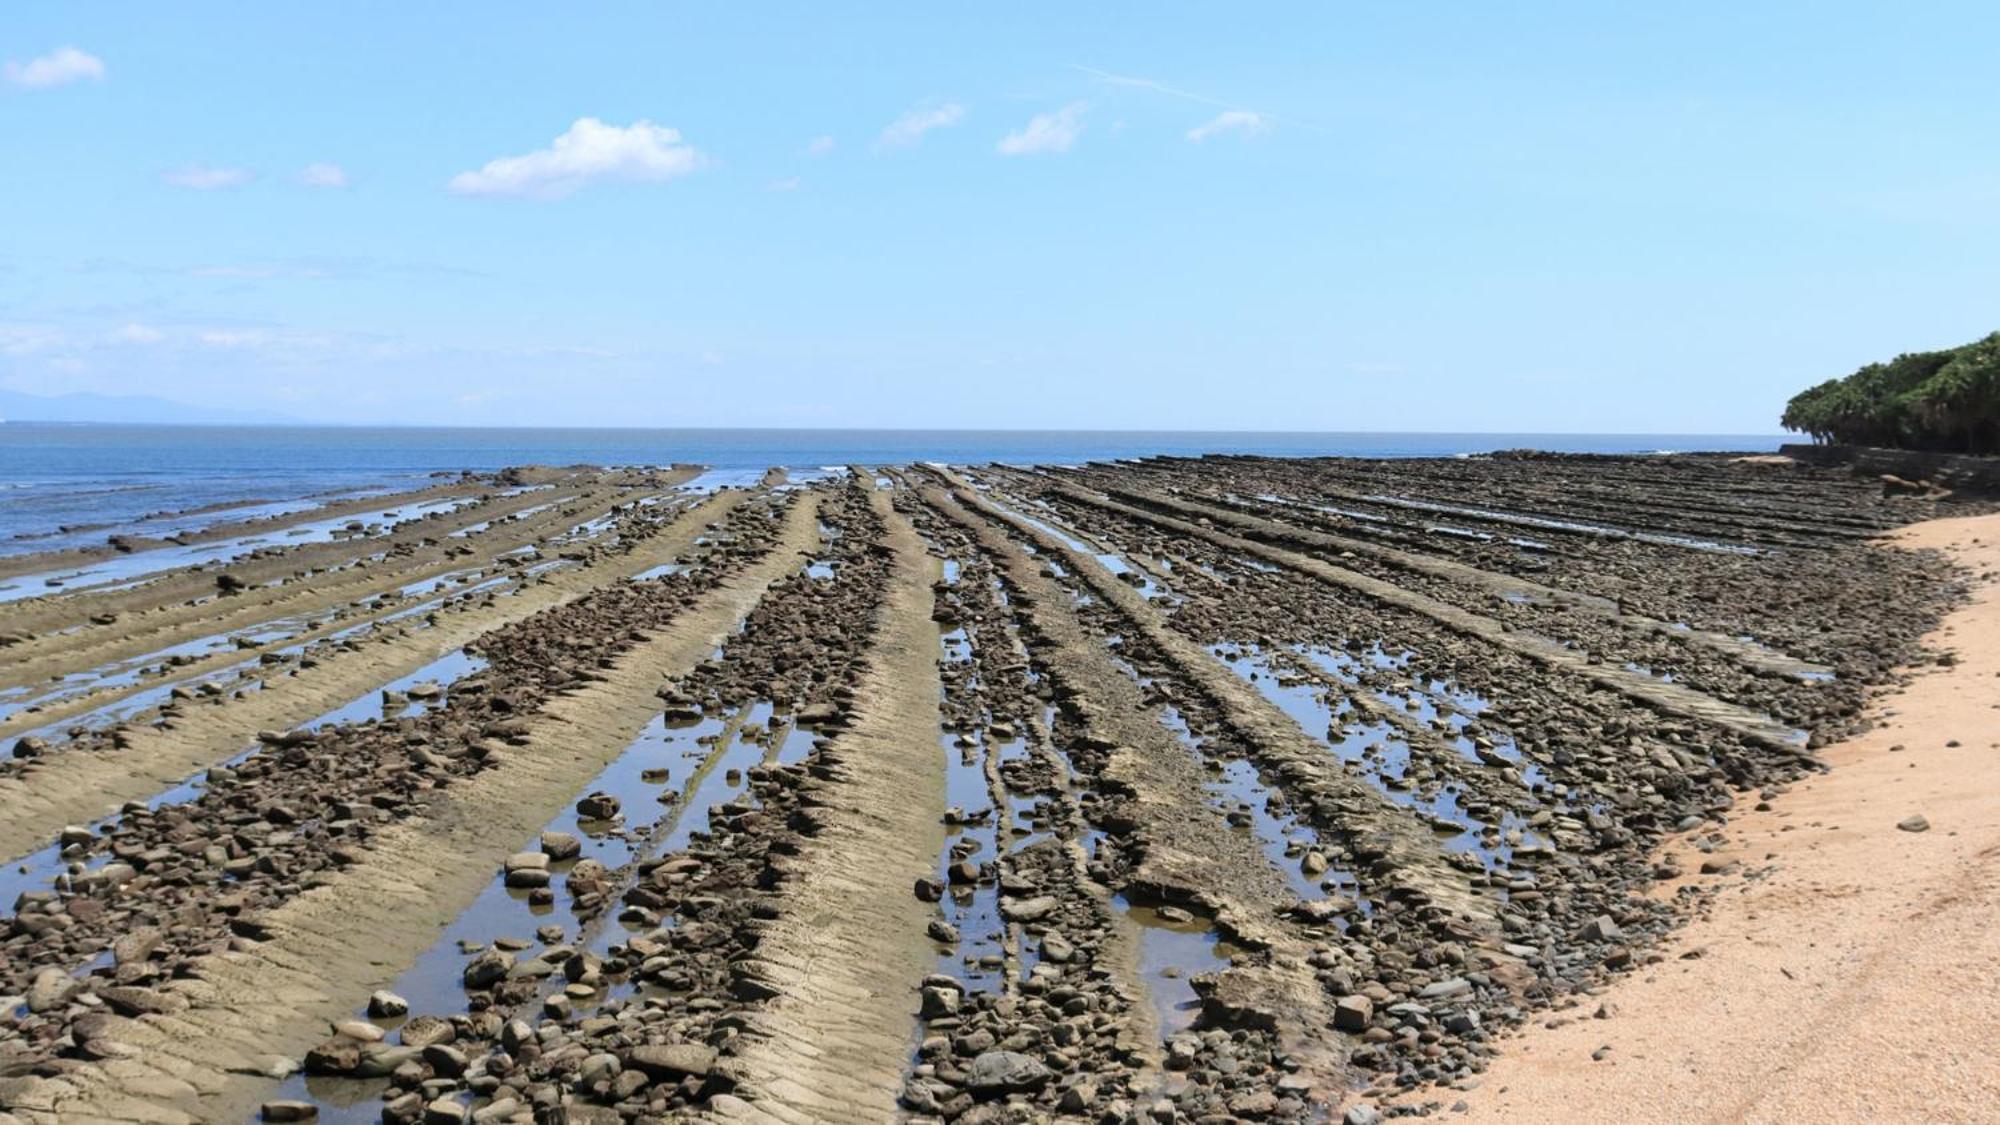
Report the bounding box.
[1451,511,2000,1123]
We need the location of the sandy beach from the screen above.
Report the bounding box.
[1444,511,2000,1123]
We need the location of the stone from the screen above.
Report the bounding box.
[579,1052,621,1083]
[1059,1080,1099,1113]
[1344,1105,1384,1125]
[1581,914,1623,943]
[462,948,514,989]
[25,967,75,1013]
[1898,814,1930,833]
[367,990,409,1019]
[261,1101,319,1122]
[304,1037,362,1075]
[422,1099,468,1125]
[574,792,621,820]
[1230,1091,1280,1118]
[965,1050,1052,1096]
[1040,931,1076,964]
[1334,994,1373,1033]
[422,1044,469,1078]
[540,831,582,860]
[111,926,164,966]
[353,1044,421,1079]
[333,1020,386,1042]
[399,1015,456,1048]
[1000,895,1057,922]
[1419,977,1472,1000]
[920,985,961,1019]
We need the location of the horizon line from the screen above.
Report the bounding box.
[0,419,1793,438]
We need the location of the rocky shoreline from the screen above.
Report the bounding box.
[0,454,1981,1124]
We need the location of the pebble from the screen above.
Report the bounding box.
[367,990,409,1019]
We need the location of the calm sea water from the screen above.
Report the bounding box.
[0,423,1783,557]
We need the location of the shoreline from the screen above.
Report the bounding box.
[0,455,1989,1123]
[1435,511,2000,1123]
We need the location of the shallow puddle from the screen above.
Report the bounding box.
[1118,898,1240,1036]
[1213,642,1531,867]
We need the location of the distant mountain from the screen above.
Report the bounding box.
[0,387,300,426]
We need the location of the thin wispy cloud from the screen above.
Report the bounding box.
[1187,110,1270,143]
[295,162,349,188]
[449,118,708,199]
[1071,63,1324,134]
[188,263,331,280]
[3,46,105,90]
[162,165,254,190]
[111,323,164,345]
[804,135,836,157]
[997,102,1089,156]
[874,102,964,150]
[1071,64,1235,110]
[198,328,333,350]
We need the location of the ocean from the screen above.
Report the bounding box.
[0,423,1785,558]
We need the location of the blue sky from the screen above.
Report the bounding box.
[2,3,1996,431]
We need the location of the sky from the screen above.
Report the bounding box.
[2,3,1997,432]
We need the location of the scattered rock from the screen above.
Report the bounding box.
[965,1050,1052,1096]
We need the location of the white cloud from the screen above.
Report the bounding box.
[448,118,707,200]
[199,330,264,348]
[198,329,333,350]
[3,46,105,90]
[874,102,964,150]
[804,135,836,157]
[1073,64,1324,135]
[0,324,65,356]
[997,102,1088,157]
[765,176,801,192]
[1187,110,1270,142]
[163,165,254,190]
[296,162,348,188]
[111,323,164,344]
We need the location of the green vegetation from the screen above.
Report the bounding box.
[1782,332,2000,454]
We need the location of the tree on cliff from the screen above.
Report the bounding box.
[1782,331,2000,454]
